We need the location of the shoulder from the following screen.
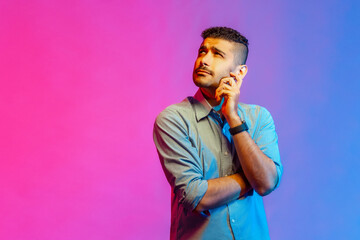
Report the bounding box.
[154,97,195,129]
[238,103,273,121]
[237,103,276,136]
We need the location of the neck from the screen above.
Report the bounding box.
[200,88,220,107]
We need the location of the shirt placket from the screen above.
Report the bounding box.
[210,110,233,177]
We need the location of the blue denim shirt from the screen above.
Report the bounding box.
[153,89,283,240]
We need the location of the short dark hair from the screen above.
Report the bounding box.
[201,26,249,64]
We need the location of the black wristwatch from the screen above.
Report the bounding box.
[229,121,249,136]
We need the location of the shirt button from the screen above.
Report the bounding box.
[231,219,235,223]
[224,151,228,156]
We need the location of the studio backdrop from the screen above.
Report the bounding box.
[1,0,359,239]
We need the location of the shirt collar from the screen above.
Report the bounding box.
[193,89,214,122]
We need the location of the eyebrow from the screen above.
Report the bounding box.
[212,47,226,56]
[199,45,226,56]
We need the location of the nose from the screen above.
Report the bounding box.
[200,51,213,66]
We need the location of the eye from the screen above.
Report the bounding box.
[198,50,207,57]
[215,52,223,57]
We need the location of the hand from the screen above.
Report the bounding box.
[215,72,244,125]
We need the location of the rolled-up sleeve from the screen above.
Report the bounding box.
[254,107,283,189]
[153,109,208,211]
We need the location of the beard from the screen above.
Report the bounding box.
[192,62,236,90]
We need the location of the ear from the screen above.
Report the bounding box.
[234,65,248,78]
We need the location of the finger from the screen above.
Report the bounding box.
[230,72,243,88]
[216,80,232,102]
[220,83,233,91]
[229,72,241,85]
[221,90,236,101]
[216,88,237,100]
[215,87,224,101]
[219,76,235,87]
[228,75,238,87]
[218,80,239,100]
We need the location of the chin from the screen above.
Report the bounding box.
[193,74,211,87]
[193,77,207,88]
[196,76,220,89]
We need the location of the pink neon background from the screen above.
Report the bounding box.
[1,1,360,239]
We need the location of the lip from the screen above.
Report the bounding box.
[196,69,211,75]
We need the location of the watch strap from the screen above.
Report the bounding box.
[229,121,249,136]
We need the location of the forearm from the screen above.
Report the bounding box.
[194,172,251,212]
[228,116,278,196]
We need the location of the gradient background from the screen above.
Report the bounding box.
[1,0,360,239]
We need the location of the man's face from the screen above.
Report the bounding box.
[193,37,238,93]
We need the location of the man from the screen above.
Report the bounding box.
[153,26,283,240]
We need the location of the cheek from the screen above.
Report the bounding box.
[193,58,200,68]
[216,65,231,78]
